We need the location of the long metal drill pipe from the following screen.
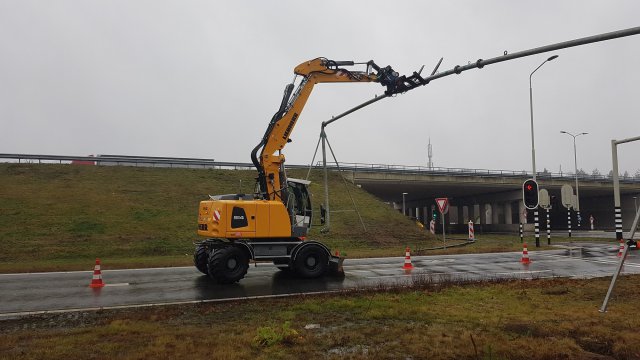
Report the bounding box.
[325,26,640,126]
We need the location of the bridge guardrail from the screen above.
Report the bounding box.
[0,153,312,171]
[320,161,640,184]
[1,153,638,184]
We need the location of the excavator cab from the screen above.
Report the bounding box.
[285,178,312,237]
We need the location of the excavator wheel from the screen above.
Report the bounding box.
[207,246,249,284]
[293,244,329,278]
[193,244,209,275]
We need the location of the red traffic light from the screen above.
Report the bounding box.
[522,179,539,209]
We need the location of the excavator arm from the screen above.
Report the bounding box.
[251,57,398,201]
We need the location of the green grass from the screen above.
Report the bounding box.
[0,163,616,272]
[2,275,639,359]
[0,163,431,272]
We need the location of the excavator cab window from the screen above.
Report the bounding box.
[286,179,312,234]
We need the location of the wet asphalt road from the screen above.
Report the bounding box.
[1,242,639,316]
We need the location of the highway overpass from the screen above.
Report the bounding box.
[339,163,640,233]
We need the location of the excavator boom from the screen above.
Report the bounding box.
[251,57,396,201]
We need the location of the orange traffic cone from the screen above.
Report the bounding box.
[617,239,625,258]
[89,258,105,288]
[520,243,531,264]
[402,247,414,270]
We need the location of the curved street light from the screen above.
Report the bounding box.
[560,130,588,227]
[529,55,559,248]
[529,55,559,180]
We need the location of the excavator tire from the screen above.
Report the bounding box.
[293,244,328,278]
[207,246,249,284]
[193,245,209,275]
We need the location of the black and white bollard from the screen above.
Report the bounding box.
[615,206,623,243]
[534,209,540,247]
[546,208,551,245]
[519,223,524,243]
[567,209,572,238]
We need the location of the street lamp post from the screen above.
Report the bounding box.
[560,130,588,228]
[529,55,559,247]
[402,192,408,216]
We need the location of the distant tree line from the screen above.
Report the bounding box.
[563,168,640,179]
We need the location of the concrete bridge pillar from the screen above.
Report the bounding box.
[518,200,526,224]
[447,206,456,224]
[423,206,429,224]
[473,204,481,223]
[491,202,499,224]
[482,204,492,224]
[457,205,464,225]
[504,201,513,225]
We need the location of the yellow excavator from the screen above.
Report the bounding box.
[192,27,640,283]
[194,57,402,283]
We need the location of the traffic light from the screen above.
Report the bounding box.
[432,209,438,221]
[523,179,539,209]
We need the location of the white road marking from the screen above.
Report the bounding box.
[540,253,640,268]
[364,269,552,279]
[0,266,195,277]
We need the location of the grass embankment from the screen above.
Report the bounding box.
[0,163,614,273]
[2,275,639,359]
[0,163,433,272]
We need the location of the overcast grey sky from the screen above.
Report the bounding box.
[1,1,639,175]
